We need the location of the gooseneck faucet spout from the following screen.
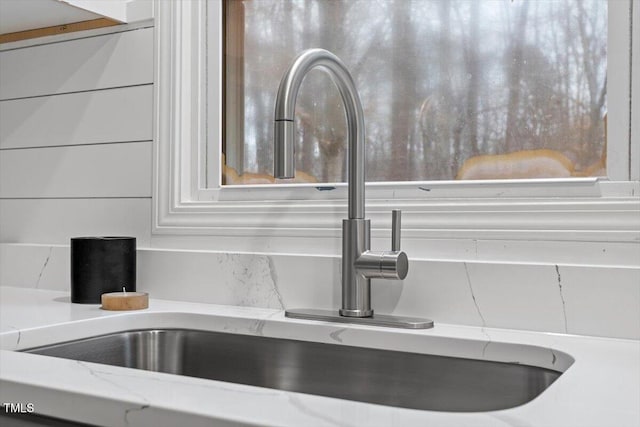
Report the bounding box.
[274,49,365,219]
[274,49,433,329]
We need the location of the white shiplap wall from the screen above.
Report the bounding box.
[0,25,153,245]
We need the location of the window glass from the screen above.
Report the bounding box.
[223,0,607,184]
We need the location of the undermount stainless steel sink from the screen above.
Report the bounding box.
[25,329,562,412]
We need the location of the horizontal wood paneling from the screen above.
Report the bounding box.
[0,142,152,198]
[0,85,153,149]
[0,27,153,100]
[0,24,154,246]
[0,199,151,245]
[0,85,152,149]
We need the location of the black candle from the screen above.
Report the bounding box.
[70,237,136,304]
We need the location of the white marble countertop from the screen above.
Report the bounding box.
[0,286,638,427]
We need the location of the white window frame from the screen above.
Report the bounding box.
[153,0,639,248]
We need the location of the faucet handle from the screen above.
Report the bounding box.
[354,209,408,280]
[392,210,401,251]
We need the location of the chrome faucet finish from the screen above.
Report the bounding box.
[274,49,433,329]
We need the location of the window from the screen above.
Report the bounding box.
[153,0,637,253]
[223,0,608,185]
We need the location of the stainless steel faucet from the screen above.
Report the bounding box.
[274,49,433,329]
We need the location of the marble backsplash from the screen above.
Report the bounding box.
[1,243,638,339]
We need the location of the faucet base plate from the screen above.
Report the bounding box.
[285,308,434,329]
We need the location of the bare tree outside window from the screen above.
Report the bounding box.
[222,0,607,185]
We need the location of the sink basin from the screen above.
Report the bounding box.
[25,329,562,412]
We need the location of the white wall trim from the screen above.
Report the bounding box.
[631,0,639,181]
[154,0,207,229]
[607,0,633,180]
[153,0,640,246]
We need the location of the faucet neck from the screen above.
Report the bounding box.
[274,49,366,219]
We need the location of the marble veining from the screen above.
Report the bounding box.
[463,262,492,357]
[211,253,284,309]
[3,325,21,349]
[555,264,569,333]
[35,246,53,289]
[249,310,281,336]
[76,360,151,427]
[463,262,487,327]
[266,256,285,309]
[329,327,347,343]
[124,404,150,427]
